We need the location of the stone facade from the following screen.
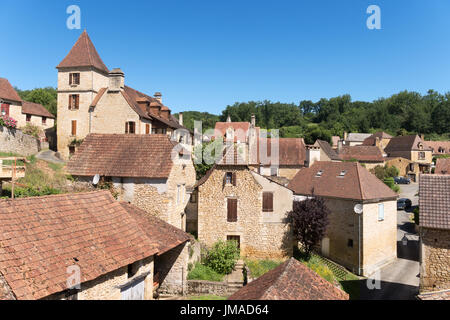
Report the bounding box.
[420,227,450,292]
[197,166,293,259]
[155,243,189,295]
[0,125,42,156]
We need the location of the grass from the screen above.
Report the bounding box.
[47,162,64,172]
[245,259,282,279]
[187,262,225,282]
[187,295,227,300]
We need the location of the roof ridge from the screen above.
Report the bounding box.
[84,31,94,68]
[259,259,291,299]
[355,162,365,200]
[0,190,109,203]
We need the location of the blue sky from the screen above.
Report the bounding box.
[1,0,450,114]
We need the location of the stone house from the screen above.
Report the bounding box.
[337,145,385,170]
[0,77,55,131]
[288,162,398,276]
[56,31,190,159]
[191,147,294,259]
[228,258,348,300]
[341,132,372,146]
[0,191,191,300]
[384,135,433,181]
[423,140,450,156]
[67,134,196,230]
[419,174,450,293]
[384,156,419,178]
[362,131,393,151]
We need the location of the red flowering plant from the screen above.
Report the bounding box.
[0,115,17,129]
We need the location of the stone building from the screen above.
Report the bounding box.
[384,135,433,181]
[56,31,190,159]
[362,131,393,152]
[337,145,385,170]
[67,134,196,230]
[314,139,341,162]
[419,174,450,294]
[341,132,372,147]
[288,162,398,276]
[0,77,55,131]
[228,258,348,300]
[0,191,191,300]
[384,156,419,178]
[192,147,294,259]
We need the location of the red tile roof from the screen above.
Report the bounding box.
[419,174,450,230]
[369,131,393,139]
[424,141,450,155]
[315,140,340,161]
[0,191,159,300]
[0,78,22,103]
[435,158,450,175]
[21,101,55,118]
[120,202,191,255]
[384,135,432,153]
[288,161,398,201]
[57,31,109,73]
[67,134,184,178]
[214,122,251,142]
[338,145,384,162]
[258,138,306,166]
[228,258,348,300]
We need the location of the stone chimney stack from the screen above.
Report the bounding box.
[108,68,124,92]
[154,92,162,103]
[251,114,256,127]
[227,115,231,122]
[306,145,321,167]
[179,112,183,126]
[343,131,348,141]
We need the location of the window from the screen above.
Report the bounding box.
[190,192,197,203]
[227,235,240,249]
[26,114,31,122]
[347,239,354,248]
[127,263,139,278]
[71,120,77,136]
[225,172,236,186]
[145,123,150,134]
[69,146,76,156]
[338,170,347,177]
[315,170,323,177]
[378,203,384,221]
[262,192,274,212]
[42,117,47,125]
[1,103,10,117]
[270,166,278,177]
[69,73,80,85]
[125,121,136,134]
[68,94,79,110]
[227,198,237,222]
[418,152,425,160]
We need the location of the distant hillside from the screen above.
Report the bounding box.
[173,111,220,132]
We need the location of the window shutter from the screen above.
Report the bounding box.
[68,95,71,110]
[71,120,77,136]
[263,192,273,212]
[146,124,150,134]
[232,172,237,186]
[227,199,237,222]
[125,122,129,134]
[69,73,73,85]
[75,95,79,109]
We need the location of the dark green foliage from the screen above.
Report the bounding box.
[204,240,240,275]
[187,262,224,282]
[413,207,420,225]
[383,177,400,193]
[371,165,399,180]
[173,111,220,132]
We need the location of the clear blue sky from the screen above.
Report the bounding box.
[1,0,450,114]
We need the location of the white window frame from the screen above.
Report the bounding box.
[378,203,384,221]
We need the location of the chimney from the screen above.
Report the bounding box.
[227,115,231,122]
[343,131,348,141]
[420,134,425,141]
[178,112,183,126]
[251,114,256,127]
[306,145,321,167]
[154,92,162,103]
[338,140,343,152]
[136,97,150,114]
[108,68,124,92]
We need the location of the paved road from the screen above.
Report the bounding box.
[361,183,420,300]
[35,150,65,164]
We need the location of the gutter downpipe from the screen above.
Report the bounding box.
[358,208,362,276]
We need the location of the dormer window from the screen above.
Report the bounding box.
[338,170,347,177]
[315,170,323,177]
[418,142,423,150]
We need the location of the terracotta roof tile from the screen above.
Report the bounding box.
[315,140,340,161]
[419,174,450,230]
[288,161,398,201]
[21,101,54,118]
[346,133,372,142]
[67,134,182,178]
[228,258,348,300]
[385,135,432,153]
[56,31,109,73]
[435,158,450,175]
[369,131,393,139]
[0,78,22,103]
[258,138,306,166]
[338,145,384,162]
[424,141,450,155]
[0,191,159,300]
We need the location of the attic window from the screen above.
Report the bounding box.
[338,170,347,177]
[315,170,323,177]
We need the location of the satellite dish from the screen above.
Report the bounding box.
[354,204,363,214]
[92,174,100,185]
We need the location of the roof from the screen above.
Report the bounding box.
[338,145,384,162]
[369,131,393,139]
[346,133,372,142]
[384,135,432,153]
[120,202,191,255]
[214,122,251,142]
[435,158,450,175]
[331,136,340,148]
[0,191,159,300]
[419,174,450,230]
[315,140,340,161]
[67,134,183,178]
[288,161,398,201]
[21,101,55,118]
[228,258,348,300]
[0,78,22,103]
[57,30,109,73]
[423,141,450,155]
[258,138,306,166]
[417,289,450,300]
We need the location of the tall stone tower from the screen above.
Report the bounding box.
[56,31,109,159]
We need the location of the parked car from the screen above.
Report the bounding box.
[397,198,412,210]
[394,176,411,184]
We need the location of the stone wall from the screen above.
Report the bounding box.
[420,227,450,292]
[0,125,42,156]
[198,166,293,260]
[187,280,230,297]
[155,243,189,295]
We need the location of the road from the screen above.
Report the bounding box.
[361,182,420,300]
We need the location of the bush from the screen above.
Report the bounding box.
[21,123,41,138]
[204,240,240,275]
[413,207,420,225]
[383,177,400,193]
[187,263,224,282]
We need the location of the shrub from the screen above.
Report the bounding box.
[0,115,17,129]
[383,177,400,193]
[187,262,224,282]
[21,123,41,138]
[413,207,420,225]
[204,240,240,275]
